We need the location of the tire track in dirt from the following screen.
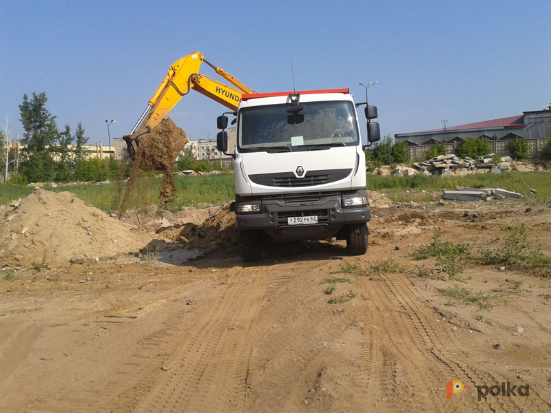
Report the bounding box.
[356,277,446,412]
[383,272,551,412]
[135,267,268,413]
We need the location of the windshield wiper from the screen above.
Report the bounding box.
[298,143,347,151]
[243,145,292,153]
[266,145,292,153]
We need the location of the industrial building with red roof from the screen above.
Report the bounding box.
[395,109,551,145]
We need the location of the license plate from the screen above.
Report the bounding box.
[288,216,318,225]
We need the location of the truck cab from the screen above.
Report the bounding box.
[217,88,380,261]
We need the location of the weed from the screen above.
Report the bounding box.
[323,284,336,295]
[339,261,361,275]
[416,266,431,278]
[411,232,471,278]
[141,248,160,265]
[476,315,486,323]
[438,286,504,310]
[368,258,402,275]
[412,232,471,261]
[328,290,357,304]
[512,281,523,292]
[31,251,48,270]
[2,272,14,281]
[479,224,550,268]
[322,277,352,285]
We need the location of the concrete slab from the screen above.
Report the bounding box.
[493,188,522,198]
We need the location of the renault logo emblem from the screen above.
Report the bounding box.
[296,166,305,177]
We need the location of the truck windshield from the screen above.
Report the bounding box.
[238,100,359,152]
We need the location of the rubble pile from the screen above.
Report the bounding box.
[413,154,477,176]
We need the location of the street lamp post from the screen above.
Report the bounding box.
[105,119,116,157]
[359,80,378,105]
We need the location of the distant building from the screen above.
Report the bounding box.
[14,142,115,161]
[181,127,235,162]
[395,109,551,145]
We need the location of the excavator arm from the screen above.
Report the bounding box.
[124,52,256,158]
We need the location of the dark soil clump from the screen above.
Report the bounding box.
[120,118,188,212]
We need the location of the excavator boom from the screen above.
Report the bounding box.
[124,52,256,158]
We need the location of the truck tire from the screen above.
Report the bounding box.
[347,223,368,255]
[239,230,263,262]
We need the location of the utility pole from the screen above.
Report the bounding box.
[105,119,116,157]
[3,117,12,183]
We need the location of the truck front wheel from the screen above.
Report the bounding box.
[239,230,263,262]
[346,223,368,255]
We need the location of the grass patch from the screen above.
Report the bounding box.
[1,173,236,211]
[321,277,352,295]
[328,290,357,304]
[368,257,402,275]
[478,224,550,269]
[322,277,352,284]
[412,231,471,278]
[367,171,551,203]
[335,261,362,275]
[0,185,33,205]
[439,286,503,310]
[4,171,550,209]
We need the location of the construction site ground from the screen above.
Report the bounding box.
[1,191,551,412]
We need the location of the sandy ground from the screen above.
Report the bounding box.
[1,192,551,412]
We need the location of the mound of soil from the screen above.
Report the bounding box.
[368,191,395,208]
[0,189,148,265]
[158,205,237,249]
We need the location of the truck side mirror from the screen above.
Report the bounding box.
[367,122,381,143]
[217,131,228,153]
[365,105,378,120]
[217,115,228,130]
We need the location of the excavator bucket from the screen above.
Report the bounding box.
[123,128,150,160]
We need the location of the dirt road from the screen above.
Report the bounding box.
[1,195,551,412]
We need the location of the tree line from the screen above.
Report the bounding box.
[3,92,126,184]
[366,134,551,167]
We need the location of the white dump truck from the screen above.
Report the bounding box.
[216,88,380,261]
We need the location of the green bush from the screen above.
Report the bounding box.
[423,141,447,160]
[455,136,491,159]
[365,136,409,166]
[391,141,409,163]
[74,158,127,182]
[176,155,196,171]
[507,138,529,160]
[540,137,551,161]
[5,173,28,186]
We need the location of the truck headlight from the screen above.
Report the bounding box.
[237,204,261,213]
[342,196,367,207]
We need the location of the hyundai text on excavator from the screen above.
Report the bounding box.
[125,52,381,261]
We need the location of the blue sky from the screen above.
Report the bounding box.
[1,0,550,146]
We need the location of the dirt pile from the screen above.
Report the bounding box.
[158,205,237,249]
[121,118,188,210]
[0,189,148,265]
[368,191,395,208]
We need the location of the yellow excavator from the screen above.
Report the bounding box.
[123,52,257,159]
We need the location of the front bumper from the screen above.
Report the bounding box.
[235,190,370,241]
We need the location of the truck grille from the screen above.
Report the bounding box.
[248,169,351,188]
[273,175,327,187]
